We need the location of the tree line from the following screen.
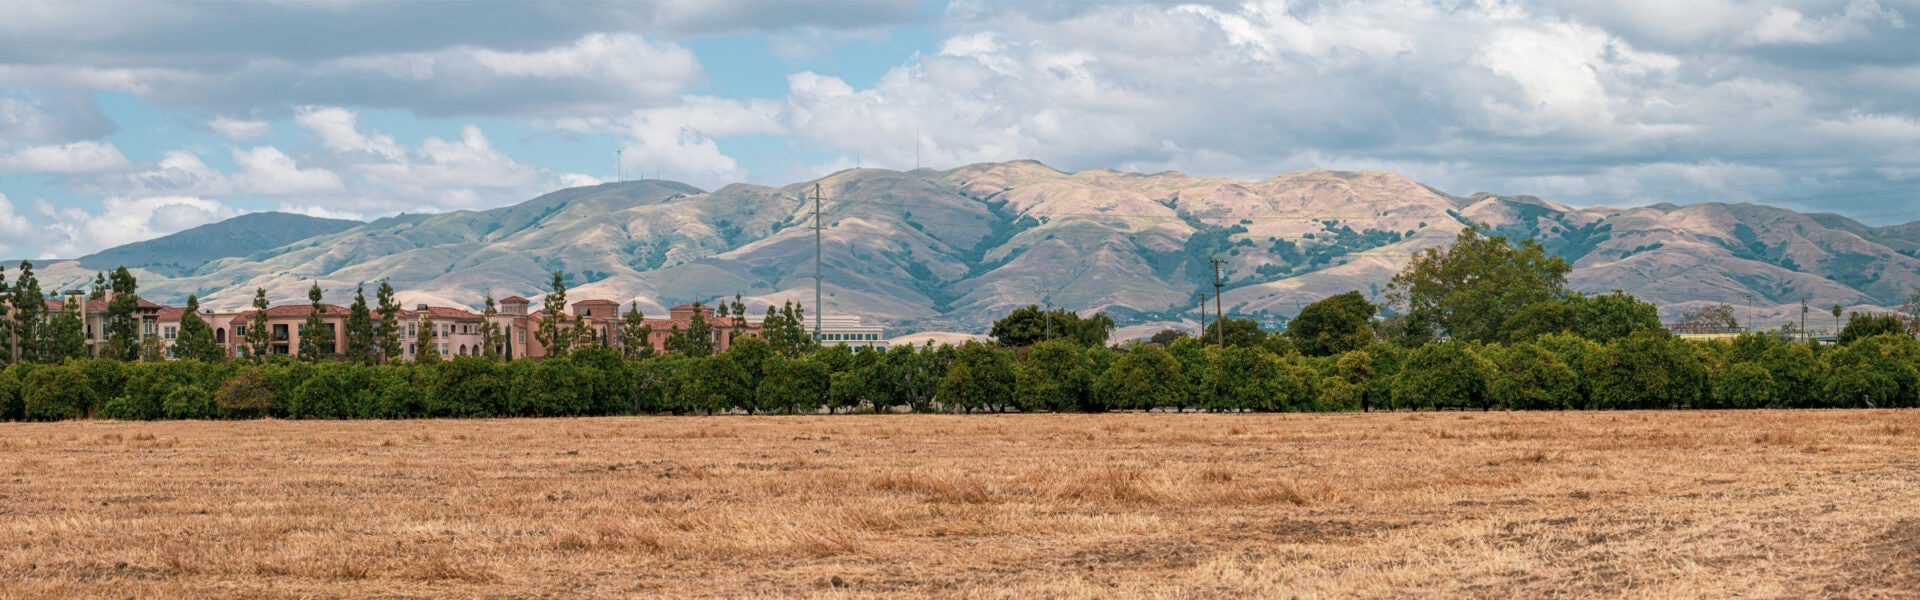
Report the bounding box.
[2,226,1917,421]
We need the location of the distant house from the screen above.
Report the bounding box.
[793,314,889,351]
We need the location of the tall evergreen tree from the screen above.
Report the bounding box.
[416,314,441,364]
[374,280,402,363]
[480,293,503,360]
[88,272,107,300]
[761,301,818,358]
[244,288,271,361]
[8,261,44,363]
[298,283,334,362]
[0,264,10,366]
[44,301,89,363]
[102,267,142,361]
[621,302,655,360]
[175,295,224,362]
[344,286,376,363]
[665,301,715,357]
[535,271,573,358]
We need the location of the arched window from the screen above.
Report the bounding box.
[215,328,226,343]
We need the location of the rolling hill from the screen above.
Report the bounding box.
[26,161,1920,334]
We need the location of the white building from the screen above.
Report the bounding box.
[786,314,888,351]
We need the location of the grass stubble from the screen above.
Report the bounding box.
[1,410,1916,598]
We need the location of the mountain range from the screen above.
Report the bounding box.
[18,161,1920,335]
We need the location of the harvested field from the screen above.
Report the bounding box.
[2,410,1917,598]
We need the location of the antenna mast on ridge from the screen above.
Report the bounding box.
[615,149,622,182]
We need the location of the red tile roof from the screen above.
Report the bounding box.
[156,307,188,320]
[499,296,530,304]
[573,299,619,306]
[231,304,349,320]
[422,306,482,320]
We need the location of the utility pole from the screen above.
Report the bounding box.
[812,183,824,340]
[615,149,622,182]
[1209,258,1227,347]
[1800,299,1809,343]
[1039,288,1060,341]
[1197,291,1208,339]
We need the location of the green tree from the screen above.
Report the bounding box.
[1164,337,1212,412]
[1570,291,1662,343]
[479,293,503,360]
[22,365,93,420]
[1385,226,1571,343]
[244,288,272,361]
[1334,350,1379,411]
[620,302,655,360]
[726,336,776,412]
[665,302,716,357]
[1712,362,1775,409]
[43,302,89,363]
[990,305,1114,347]
[762,301,817,357]
[1096,344,1184,411]
[937,341,1016,412]
[174,295,224,362]
[0,264,10,366]
[757,354,831,414]
[1488,342,1577,410]
[1585,331,1707,410]
[1838,312,1907,345]
[1202,317,1267,348]
[374,280,402,363]
[416,314,440,365]
[1014,340,1094,412]
[1288,291,1377,356]
[534,272,573,358]
[7,261,45,363]
[298,283,334,362]
[1821,333,1919,408]
[1392,341,1492,410]
[344,286,376,363]
[101,266,142,361]
[1207,346,1311,411]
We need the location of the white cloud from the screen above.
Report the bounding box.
[30,195,241,258]
[295,106,401,158]
[1743,0,1904,46]
[0,194,37,257]
[232,146,345,195]
[207,116,270,141]
[0,140,131,173]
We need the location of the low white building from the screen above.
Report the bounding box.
[786,314,889,351]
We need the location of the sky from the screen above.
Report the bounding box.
[1,0,1918,259]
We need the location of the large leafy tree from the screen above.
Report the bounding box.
[756,354,831,414]
[1206,345,1309,411]
[1202,317,1267,349]
[1014,340,1094,412]
[1385,226,1571,343]
[297,283,334,362]
[344,286,376,363]
[102,266,142,361]
[1096,344,1184,411]
[937,341,1017,413]
[244,288,271,361]
[1585,331,1708,410]
[1487,342,1577,410]
[1392,341,1493,410]
[374,280,403,362]
[1288,291,1377,356]
[174,295,225,362]
[990,305,1114,347]
[535,272,573,358]
[1838,312,1907,345]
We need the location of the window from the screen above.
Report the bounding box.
[163,326,177,340]
[407,323,416,338]
[439,343,448,355]
[86,325,94,340]
[236,324,247,337]
[517,329,525,343]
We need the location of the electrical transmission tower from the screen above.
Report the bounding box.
[811,183,826,339]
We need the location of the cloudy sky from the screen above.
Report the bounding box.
[1,0,1917,259]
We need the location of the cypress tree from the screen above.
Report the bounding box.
[535,272,572,358]
[102,267,141,361]
[622,302,654,360]
[480,293,503,360]
[416,314,440,364]
[298,283,333,362]
[374,280,402,363]
[175,295,225,362]
[345,286,375,363]
[244,288,271,361]
[8,261,44,363]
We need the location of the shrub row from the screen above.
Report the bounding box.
[2,332,1916,421]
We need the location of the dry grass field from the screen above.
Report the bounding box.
[2,411,1917,598]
